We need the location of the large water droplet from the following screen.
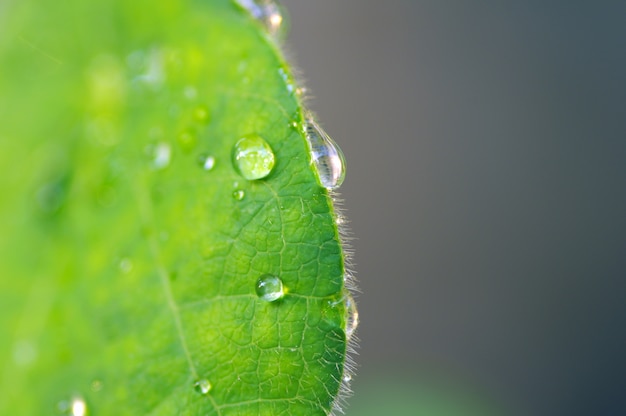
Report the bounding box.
[304,116,346,190]
[232,135,275,180]
[255,274,285,302]
[344,293,359,340]
[194,379,212,394]
[234,0,287,37]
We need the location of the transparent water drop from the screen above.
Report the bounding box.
[197,154,216,171]
[234,0,287,38]
[232,189,245,201]
[90,379,103,392]
[232,135,275,180]
[12,340,37,366]
[278,67,294,93]
[58,397,87,416]
[184,86,198,100]
[344,293,359,340]
[151,142,171,170]
[193,105,210,124]
[119,258,133,274]
[177,129,197,152]
[304,116,346,190]
[194,379,212,395]
[343,373,352,383]
[255,274,285,302]
[36,177,68,214]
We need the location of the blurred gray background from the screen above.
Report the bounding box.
[282,1,626,415]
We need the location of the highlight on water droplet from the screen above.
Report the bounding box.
[344,293,359,340]
[151,142,171,170]
[343,373,352,383]
[233,189,245,201]
[232,134,275,180]
[255,274,285,302]
[234,0,287,38]
[197,154,216,171]
[194,379,212,395]
[58,396,87,416]
[304,115,346,190]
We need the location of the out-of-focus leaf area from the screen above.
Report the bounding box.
[0,0,350,414]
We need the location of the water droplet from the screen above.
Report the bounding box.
[36,176,68,214]
[235,0,287,37]
[184,86,198,100]
[58,397,87,416]
[278,67,294,93]
[119,258,133,274]
[194,379,212,394]
[345,293,359,340]
[197,154,216,171]
[343,373,352,383]
[177,129,197,152]
[90,380,103,392]
[233,190,245,201]
[12,340,37,366]
[255,274,285,302]
[304,116,346,189]
[193,105,210,124]
[232,135,275,180]
[151,142,171,170]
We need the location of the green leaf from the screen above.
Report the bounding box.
[0,1,354,415]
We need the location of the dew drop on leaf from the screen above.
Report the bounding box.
[304,116,346,190]
[255,274,285,302]
[151,142,171,170]
[197,154,216,171]
[119,258,133,274]
[232,189,245,201]
[193,105,210,123]
[177,129,197,152]
[194,379,212,395]
[344,293,359,340]
[232,135,275,180]
[234,0,286,37]
[58,397,87,416]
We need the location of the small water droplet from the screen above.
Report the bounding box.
[343,373,352,383]
[184,86,198,100]
[193,105,210,124]
[12,340,37,366]
[235,0,287,37]
[197,154,216,171]
[36,176,68,214]
[194,379,212,394]
[232,135,275,180]
[233,189,245,200]
[255,274,285,302]
[90,380,103,392]
[151,142,171,170]
[278,67,294,93]
[119,258,133,274]
[345,293,359,340]
[58,397,87,416]
[304,116,346,189]
[177,129,197,152]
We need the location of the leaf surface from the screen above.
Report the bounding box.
[0,1,349,414]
